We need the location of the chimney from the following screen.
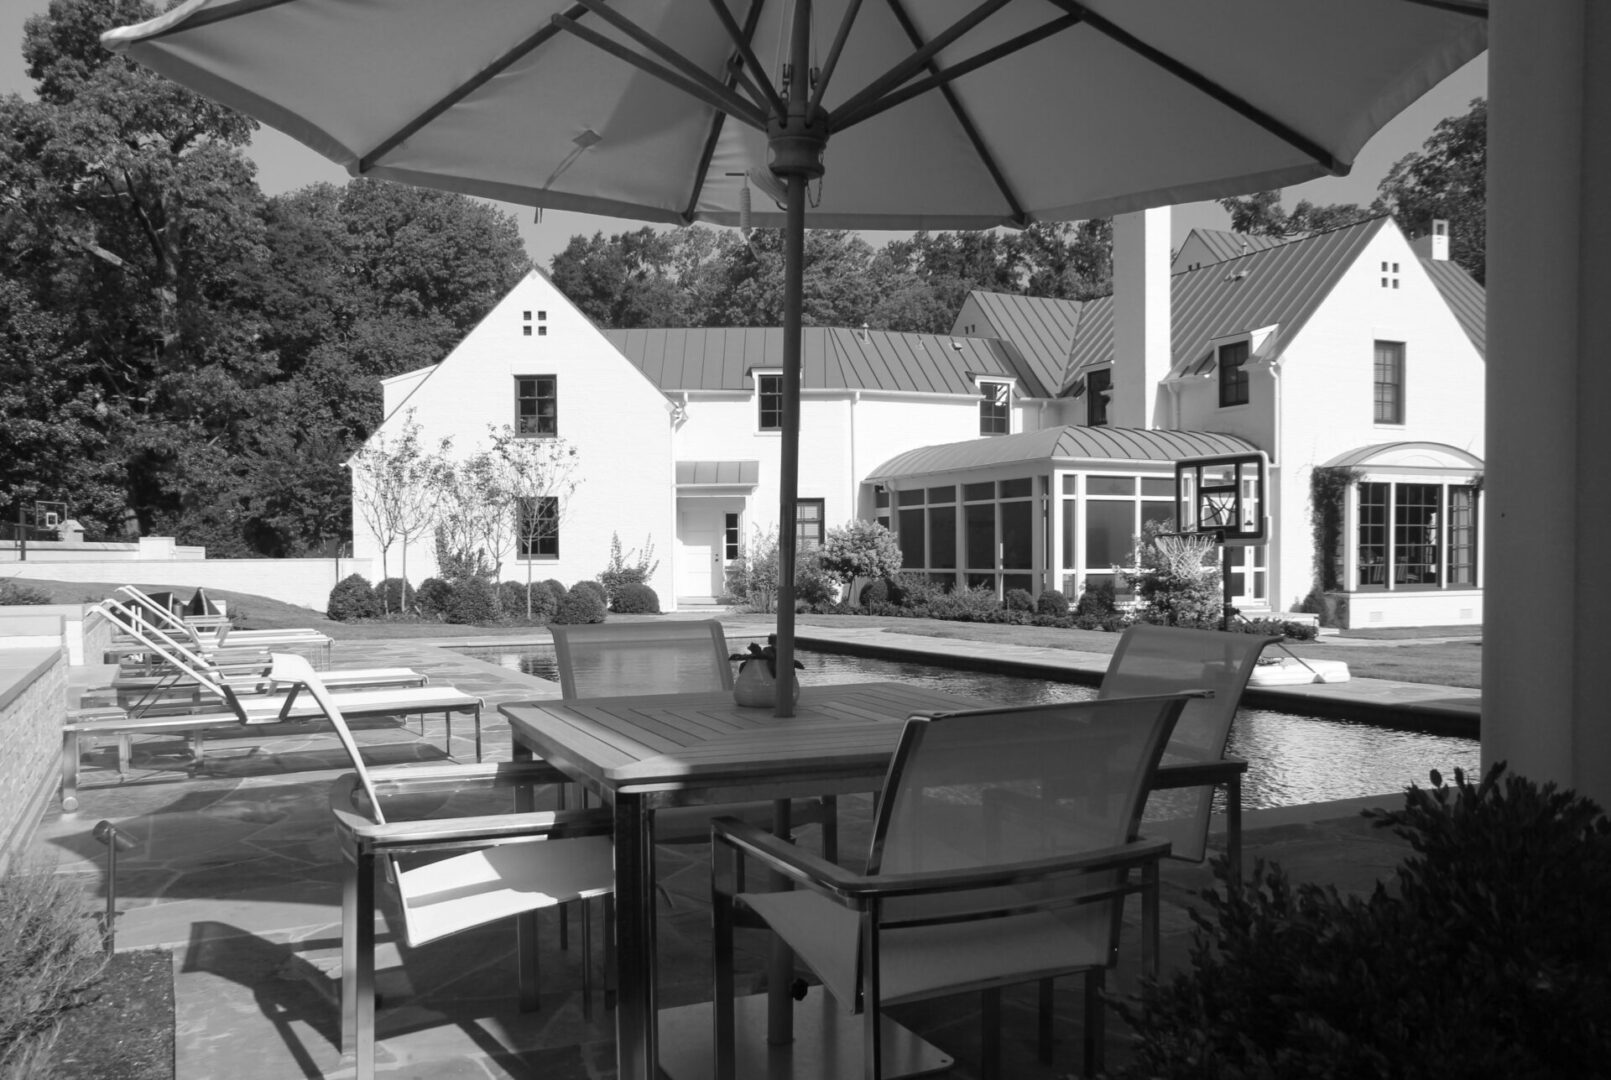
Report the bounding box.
[1430,218,1450,261]
[1111,206,1172,428]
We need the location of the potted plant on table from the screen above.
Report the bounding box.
[730,634,804,708]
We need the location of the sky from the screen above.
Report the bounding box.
[2,1,1486,268]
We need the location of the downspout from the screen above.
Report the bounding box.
[849,390,860,518]
[1267,359,1282,609]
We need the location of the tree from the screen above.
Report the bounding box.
[1377,98,1487,283]
[488,426,582,617]
[820,520,903,594]
[1217,190,1375,237]
[348,414,441,606]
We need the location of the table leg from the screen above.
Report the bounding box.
[613,793,656,1080]
[767,798,795,1046]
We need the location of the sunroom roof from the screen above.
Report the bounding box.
[864,426,1260,482]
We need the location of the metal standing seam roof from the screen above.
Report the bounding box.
[956,291,1086,397]
[864,426,1259,481]
[605,326,1041,397]
[1322,441,1483,470]
[675,460,760,486]
[1063,217,1389,393]
[1178,228,1290,266]
[1420,259,1486,356]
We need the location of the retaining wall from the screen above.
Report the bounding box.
[0,648,64,877]
[4,556,375,611]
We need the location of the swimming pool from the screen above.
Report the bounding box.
[463,643,1479,811]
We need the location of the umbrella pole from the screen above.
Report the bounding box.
[775,172,804,718]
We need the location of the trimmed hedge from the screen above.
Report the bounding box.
[326,574,380,621]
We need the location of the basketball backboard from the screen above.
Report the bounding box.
[1174,453,1268,546]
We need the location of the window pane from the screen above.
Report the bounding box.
[1086,368,1110,427]
[1358,482,1388,587]
[967,573,996,592]
[759,374,783,430]
[518,496,560,558]
[979,382,1009,435]
[928,506,956,569]
[963,482,994,502]
[897,488,926,507]
[795,499,825,550]
[1394,483,1440,586]
[898,508,926,568]
[874,487,889,508]
[1219,341,1250,406]
[1141,477,1174,497]
[926,485,956,504]
[1061,499,1076,567]
[999,477,1032,499]
[1003,574,1033,595]
[965,503,996,570]
[1087,475,1133,496]
[1375,341,1404,423]
[1001,501,1032,569]
[1061,475,1078,495]
[1448,486,1477,585]
[1141,501,1176,536]
[1085,501,1133,568]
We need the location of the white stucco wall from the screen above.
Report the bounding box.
[353,271,677,604]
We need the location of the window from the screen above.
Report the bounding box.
[515,376,557,437]
[1358,482,1388,586]
[1086,368,1110,427]
[517,496,559,558]
[1448,486,1477,585]
[1374,341,1404,423]
[979,381,1010,435]
[1218,341,1250,407]
[724,512,740,561]
[1356,480,1478,590]
[795,499,825,551]
[1380,261,1400,289]
[522,310,548,336]
[1394,483,1440,586]
[757,373,783,431]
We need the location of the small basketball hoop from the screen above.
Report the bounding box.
[1174,453,1268,547]
[1150,531,1218,579]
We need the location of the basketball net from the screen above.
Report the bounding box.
[1153,531,1218,580]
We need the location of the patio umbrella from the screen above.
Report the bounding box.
[104,0,1486,717]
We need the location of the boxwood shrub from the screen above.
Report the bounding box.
[326,574,380,621]
[611,582,660,614]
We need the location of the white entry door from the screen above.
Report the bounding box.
[677,500,739,600]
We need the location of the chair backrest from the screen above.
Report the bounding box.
[866,694,1192,941]
[264,652,385,823]
[116,585,190,637]
[1097,624,1280,860]
[96,598,231,700]
[549,620,733,700]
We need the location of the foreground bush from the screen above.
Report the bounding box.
[1118,763,1611,1079]
[1035,588,1069,616]
[415,577,453,619]
[376,577,415,615]
[326,574,380,621]
[597,533,659,607]
[444,578,500,625]
[0,863,105,1075]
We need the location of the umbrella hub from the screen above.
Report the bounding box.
[766,113,828,180]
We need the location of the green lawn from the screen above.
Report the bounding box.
[13,579,1482,689]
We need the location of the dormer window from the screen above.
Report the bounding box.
[522,310,548,336]
[756,371,783,431]
[979,380,1010,436]
[1086,368,1111,427]
[1218,341,1250,407]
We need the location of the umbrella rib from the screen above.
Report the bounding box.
[707,0,788,119]
[359,5,586,173]
[831,0,1014,123]
[833,13,1080,132]
[868,0,1028,226]
[1047,0,1345,174]
[554,14,769,131]
[685,0,772,222]
[571,0,774,125]
[808,0,866,118]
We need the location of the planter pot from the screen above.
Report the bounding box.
[733,659,800,708]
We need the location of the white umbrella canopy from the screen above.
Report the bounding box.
[104,0,1486,717]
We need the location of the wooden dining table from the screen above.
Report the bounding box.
[499,681,985,1080]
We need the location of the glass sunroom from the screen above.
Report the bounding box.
[863,426,1261,601]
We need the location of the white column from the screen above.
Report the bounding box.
[1483,0,1611,804]
[1111,207,1172,428]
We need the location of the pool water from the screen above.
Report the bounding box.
[464,644,1479,811]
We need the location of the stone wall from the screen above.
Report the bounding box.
[0,649,65,877]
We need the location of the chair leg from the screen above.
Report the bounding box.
[473,706,482,763]
[517,910,540,1013]
[980,987,1001,1080]
[1038,977,1054,1063]
[1082,968,1104,1079]
[603,894,617,1011]
[61,729,81,812]
[1226,774,1244,887]
[819,794,839,863]
[443,711,453,757]
[353,852,378,1080]
[580,899,594,1021]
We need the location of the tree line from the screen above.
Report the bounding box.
[1,0,1486,561]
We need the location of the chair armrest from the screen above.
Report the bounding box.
[1153,755,1248,789]
[713,815,1170,907]
[367,760,576,793]
[329,771,611,851]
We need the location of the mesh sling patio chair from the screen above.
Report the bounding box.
[260,654,616,1080]
[712,692,1196,1080]
[548,620,837,856]
[1097,623,1281,875]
